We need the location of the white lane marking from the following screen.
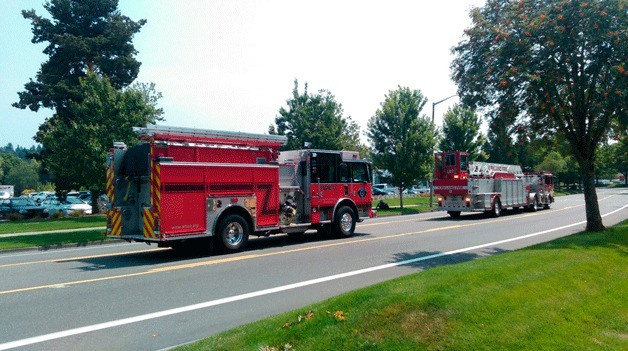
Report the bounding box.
[0,204,626,350]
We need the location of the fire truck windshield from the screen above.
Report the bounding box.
[445,153,456,167]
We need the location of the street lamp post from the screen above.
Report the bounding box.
[429,94,458,209]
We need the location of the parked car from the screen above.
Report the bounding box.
[373,187,392,195]
[0,197,48,219]
[373,183,401,195]
[82,194,110,210]
[31,191,55,203]
[407,186,430,194]
[41,197,92,216]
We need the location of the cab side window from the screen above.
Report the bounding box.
[460,154,468,171]
[313,153,338,183]
[351,163,368,182]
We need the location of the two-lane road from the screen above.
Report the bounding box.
[0,189,626,350]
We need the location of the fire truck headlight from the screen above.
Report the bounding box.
[465,197,471,207]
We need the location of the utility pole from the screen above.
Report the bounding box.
[429,94,458,208]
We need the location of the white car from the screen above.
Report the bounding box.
[32,191,55,203]
[41,197,92,216]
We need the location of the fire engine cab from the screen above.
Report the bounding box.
[433,151,554,218]
[106,125,374,253]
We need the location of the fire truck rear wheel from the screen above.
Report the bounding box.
[216,214,249,253]
[529,198,539,212]
[489,199,501,218]
[333,206,356,238]
[448,211,461,218]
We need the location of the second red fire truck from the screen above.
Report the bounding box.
[433,151,554,218]
[106,125,375,253]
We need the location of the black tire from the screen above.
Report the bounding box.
[333,206,356,238]
[488,198,501,218]
[448,211,461,218]
[215,214,249,253]
[529,197,539,212]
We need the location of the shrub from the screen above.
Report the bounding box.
[50,211,66,219]
[7,213,24,221]
[68,210,84,218]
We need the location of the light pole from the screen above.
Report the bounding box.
[431,94,457,123]
[429,94,458,208]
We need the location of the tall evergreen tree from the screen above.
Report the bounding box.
[13,0,152,199]
[14,0,146,118]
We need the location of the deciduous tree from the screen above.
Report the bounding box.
[270,80,364,153]
[367,86,438,208]
[452,0,627,231]
[38,72,163,212]
[4,160,40,195]
[439,104,486,160]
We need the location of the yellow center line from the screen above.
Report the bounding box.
[0,202,587,295]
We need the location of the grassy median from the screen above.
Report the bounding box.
[0,215,106,234]
[0,216,108,250]
[177,220,627,351]
[0,229,108,250]
[372,195,435,216]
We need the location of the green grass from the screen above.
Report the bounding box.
[0,229,108,250]
[373,195,435,216]
[0,215,105,234]
[0,216,109,250]
[177,220,628,351]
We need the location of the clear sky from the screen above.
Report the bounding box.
[0,0,485,148]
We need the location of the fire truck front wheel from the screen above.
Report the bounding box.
[333,206,356,238]
[216,214,249,253]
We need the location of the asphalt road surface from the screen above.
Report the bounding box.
[0,189,626,351]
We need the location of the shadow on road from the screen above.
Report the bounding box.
[391,246,511,271]
[426,208,531,222]
[68,230,372,271]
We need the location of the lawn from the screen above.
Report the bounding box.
[0,229,108,250]
[0,216,108,250]
[176,220,627,351]
[372,195,435,216]
[0,215,106,234]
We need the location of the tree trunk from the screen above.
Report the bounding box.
[581,163,605,232]
[399,191,404,209]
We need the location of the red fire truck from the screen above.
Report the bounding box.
[106,125,374,252]
[433,151,554,218]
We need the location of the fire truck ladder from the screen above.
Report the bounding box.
[133,124,288,145]
[469,162,523,178]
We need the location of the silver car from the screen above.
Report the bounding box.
[41,197,92,216]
